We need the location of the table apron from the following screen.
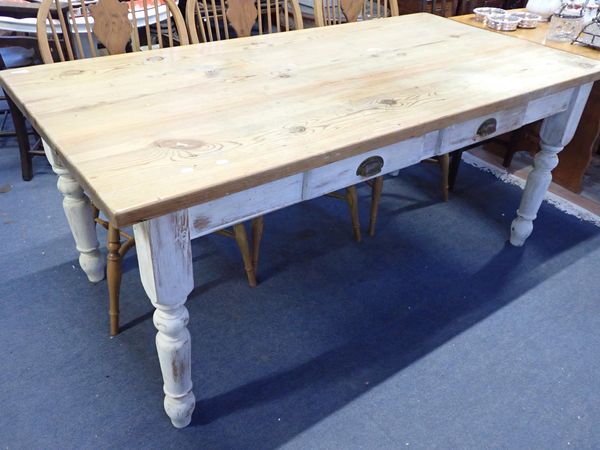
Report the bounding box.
[188,87,574,239]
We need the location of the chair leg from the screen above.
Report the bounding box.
[251,216,264,275]
[368,176,384,237]
[233,223,257,287]
[107,223,122,337]
[7,95,33,181]
[448,150,463,192]
[439,153,449,202]
[345,185,362,243]
[504,129,523,168]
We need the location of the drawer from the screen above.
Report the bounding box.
[301,132,438,200]
[438,106,526,154]
[524,88,573,124]
[437,89,574,155]
[188,174,303,238]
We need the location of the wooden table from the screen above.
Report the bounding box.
[452,11,600,192]
[1,13,599,428]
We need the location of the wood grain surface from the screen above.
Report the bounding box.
[1,13,600,227]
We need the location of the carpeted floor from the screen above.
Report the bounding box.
[1,142,600,450]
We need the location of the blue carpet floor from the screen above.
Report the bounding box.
[1,143,600,449]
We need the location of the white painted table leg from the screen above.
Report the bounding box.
[510,83,593,246]
[133,211,195,428]
[43,140,104,282]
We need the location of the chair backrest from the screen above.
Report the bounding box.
[314,0,398,26]
[185,0,303,44]
[37,0,189,64]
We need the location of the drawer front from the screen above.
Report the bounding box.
[439,106,526,154]
[302,132,438,200]
[524,88,573,124]
[187,91,575,239]
[189,174,303,238]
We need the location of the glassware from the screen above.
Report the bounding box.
[473,7,505,22]
[486,13,522,31]
[573,3,600,48]
[513,11,544,28]
[546,1,585,41]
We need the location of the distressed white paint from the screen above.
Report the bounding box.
[462,152,600,227]
[189,174,303,238]
[437,91,572,155]
[133,210,195,428]
[43,140,105,283]
[40,82,595,429]
[185,91,591,243]
[439,106,527,154]
[523,88,572,124]
[302,134,436,200]
[511,82,594,246]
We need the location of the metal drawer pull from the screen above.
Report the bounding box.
[477,118,497,137]
[356,156,384,177]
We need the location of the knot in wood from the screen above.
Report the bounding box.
[59,69,86,78]
[154,139,206,150]
[289,126,306,134]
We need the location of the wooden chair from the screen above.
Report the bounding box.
[186,0,303,43]
[313,0,451,238]
[37,0,188,64]
[314,0,398,26]
[0,36,44,181]
[393,0,453,205]
[37,0,261,336]
[188,1,367,241]
[313,0,399,239]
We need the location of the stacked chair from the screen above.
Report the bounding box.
[36,0,263,335]
[0,32,44,181]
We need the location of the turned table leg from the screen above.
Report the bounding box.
[133,210,195,428]
[42,141,104,282]
[510,84,593,246]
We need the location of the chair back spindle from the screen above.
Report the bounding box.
[314,0,398,26]
[37,0,188,64]
[186,0,303,44]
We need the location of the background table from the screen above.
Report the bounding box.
[452,11,600,193]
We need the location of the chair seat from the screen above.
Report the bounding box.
[0,46,34,69]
